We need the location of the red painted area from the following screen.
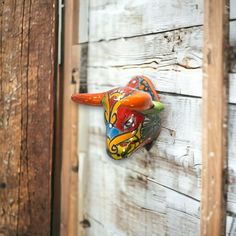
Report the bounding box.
[115,106,144,132]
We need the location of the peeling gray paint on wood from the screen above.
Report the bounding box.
[77,0,236,235]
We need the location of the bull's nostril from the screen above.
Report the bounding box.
[106,148,124,160]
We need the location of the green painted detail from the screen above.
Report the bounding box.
[141,101,164,114]
[153,101,165,112]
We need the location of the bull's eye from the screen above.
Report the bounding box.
[124,115,135,130]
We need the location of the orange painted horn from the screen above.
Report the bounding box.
[71,92,105,106]
[120,90,153,111]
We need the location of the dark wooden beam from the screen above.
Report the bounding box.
[0,0,56,235]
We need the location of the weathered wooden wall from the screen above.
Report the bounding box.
[0,0,56,235]
[77,0,236,235]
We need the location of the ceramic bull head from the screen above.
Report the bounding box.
[71,76,164,160]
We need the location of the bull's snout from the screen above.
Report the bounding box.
[106,145,127,160]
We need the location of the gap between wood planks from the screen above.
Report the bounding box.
[88,24,204,43]
[85,19,236,44]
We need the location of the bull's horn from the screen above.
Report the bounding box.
[120,91,153,111]
[71,92,105,106]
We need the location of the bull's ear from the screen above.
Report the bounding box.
[71,92,105,106]
[120,90,153,111]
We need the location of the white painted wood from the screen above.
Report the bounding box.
[86,24,203,98]
[77,1,236,234]
[78,106,90,236]
[226,216,236,236]
[83,105,235,234]
[88,0,236,41]
[89,0,204,41]
[88,66,202,97]
[230,0,236,19]
[228,105,236,216]
[230,20,236,47]
[88,26,203,68]
[78,152,87,236]
[228,10,236,226]
[79,0,89,43]
[82,144,200,236]
[85,22,236,102]
[85,94,202,200]
[87,67,236,104]
[80,93,236,216]
[78,106,90,153]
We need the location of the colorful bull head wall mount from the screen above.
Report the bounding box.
[71,76,164,160]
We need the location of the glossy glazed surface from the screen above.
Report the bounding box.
[72,76,164,159]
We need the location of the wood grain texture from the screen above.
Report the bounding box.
[82,149,200,236]
[88,0,236,42]
[79,29,236,235]
[87,68,236,104]
[87,94,202,195]
[84,21,236,103]
[79,95,236,236]
[84,92,236,210]
[76,0,236,235]
[0,0,56,235]
[201,0,229,235]
[60,1,79,236]
[89,0,204,41]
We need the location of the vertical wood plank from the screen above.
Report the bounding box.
[78,106,89,236]
[60,0,79,235]
[0,0,56,235]
[78,0,89,43]
[201,0,229,235]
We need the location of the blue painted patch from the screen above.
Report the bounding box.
[106,123,121,139]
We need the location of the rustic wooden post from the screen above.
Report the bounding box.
[0,0,56,235]
[60,0,79,235]
[201,0,229,235]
